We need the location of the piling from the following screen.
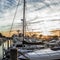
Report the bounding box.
[10,48,18,60]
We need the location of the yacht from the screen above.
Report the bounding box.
[18,47,60,60]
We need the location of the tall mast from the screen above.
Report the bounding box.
[22,0,26,45]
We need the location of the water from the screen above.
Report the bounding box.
[0,45,3,60]
[0,40,13,60]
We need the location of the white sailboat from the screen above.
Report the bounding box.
[3,0,60,60]
[12,0,45,50]
[18,48,60,60]
[18,0,60,60]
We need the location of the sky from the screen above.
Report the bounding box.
[0,0,60,35]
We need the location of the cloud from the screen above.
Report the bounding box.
[26,0,44,3]
[0,0,60,35]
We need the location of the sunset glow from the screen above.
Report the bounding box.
[0,0,60,35]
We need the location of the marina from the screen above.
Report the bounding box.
[0,0,60,60]
[0,34,60,60]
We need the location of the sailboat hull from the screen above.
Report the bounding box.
[18,49,60,60]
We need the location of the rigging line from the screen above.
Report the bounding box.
[9,0,20,36]
[26,23,40,32]
[26,23,30,32]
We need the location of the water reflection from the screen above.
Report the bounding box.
[0,45,3,60]
[0,40,13,60]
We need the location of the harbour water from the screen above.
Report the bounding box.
[0,40,13,60]
[0,44,3,60]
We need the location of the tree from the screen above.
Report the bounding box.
[39,34,43,39]
[53,35,58,40]
[32,34,37,38]
[0,33,3,38]
[19,33,23,37]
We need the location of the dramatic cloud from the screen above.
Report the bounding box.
[0,0,60,35]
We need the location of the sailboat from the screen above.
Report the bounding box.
[12,0,45,50]
[18,47,60,60]
[2,0,60,60]
[18,0,60,60]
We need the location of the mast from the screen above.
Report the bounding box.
[22,0,26,45]
[22,0,45,45]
